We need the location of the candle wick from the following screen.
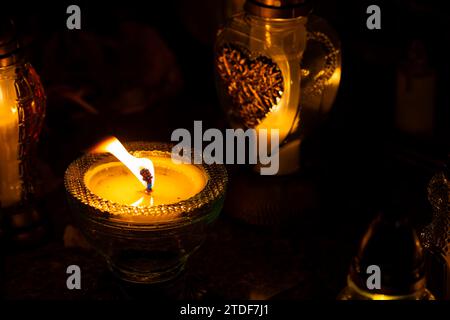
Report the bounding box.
[140,168,153,193]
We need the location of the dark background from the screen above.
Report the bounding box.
[0,0,449,300]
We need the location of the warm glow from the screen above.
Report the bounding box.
[92,137,155,189]
[328,66,341,85]
[85,159,207,208]
[256,56,301,145]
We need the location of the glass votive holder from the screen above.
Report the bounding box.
[64,142,227,284]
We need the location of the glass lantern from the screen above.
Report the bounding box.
[338,214,435,300]
[0,19,46,245]
[214,0,341,174]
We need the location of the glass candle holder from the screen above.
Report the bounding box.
[64,142,227,284]
[214,1,341,174]
[338,214,435,300]
[0,19,46,245]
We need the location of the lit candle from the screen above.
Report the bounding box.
[243,20,307,175]
[0,84,21,208]
[65,139,227,283]
[254,52,302,146]
[84,137,208,221]
[251,56,302,175]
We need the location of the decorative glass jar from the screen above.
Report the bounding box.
[215,0,341,174]
[0,19,46,245]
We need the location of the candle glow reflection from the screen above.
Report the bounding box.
[92,137,155,189]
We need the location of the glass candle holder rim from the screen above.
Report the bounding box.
[64,141,228,228]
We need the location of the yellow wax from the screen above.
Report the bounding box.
[85,156,207,207]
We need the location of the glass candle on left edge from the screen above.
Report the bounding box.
[0,20,46,209]
[64,141,227,283]
[0,19,46,245]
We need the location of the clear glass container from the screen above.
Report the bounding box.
[338,214,435,300]
[300,15,341,135]
[64,142,228,284]
[0,20,46,245]
[0,64,46,206]
[214,2,341,226]
[215,12,307,143]
[214,3,341,174]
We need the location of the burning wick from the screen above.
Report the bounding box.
[91,137,155,193]
[140,168,153,193]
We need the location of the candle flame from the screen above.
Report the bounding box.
[92,137,155,189]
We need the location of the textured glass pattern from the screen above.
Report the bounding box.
[0,62,46,207]
[300,15,341,118]
[421,171,450,299]
[425,173,449,254]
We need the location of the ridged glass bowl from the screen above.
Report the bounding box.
[64,142,227,284]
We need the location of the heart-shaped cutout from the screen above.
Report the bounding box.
[216,44,284,128]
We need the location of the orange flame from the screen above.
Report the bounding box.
[92,137,155,189]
